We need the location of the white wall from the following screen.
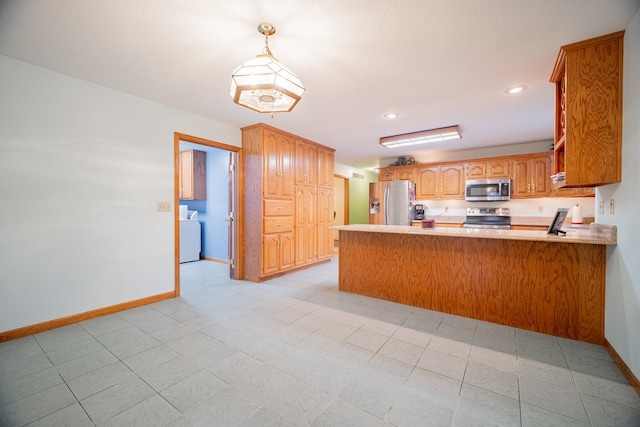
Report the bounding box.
[0,56,240,333]
[600,11,640,380]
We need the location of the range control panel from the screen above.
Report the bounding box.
[466,207,510,217]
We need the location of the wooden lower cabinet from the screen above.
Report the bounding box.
[262,232,295,276]
[317,189,334,260]
[242,123,335,282]
[295,188,318,266]
[338,229,605,344]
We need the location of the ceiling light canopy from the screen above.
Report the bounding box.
[230,23,305,115]
[380,125,462,149]
[384,112,399,119]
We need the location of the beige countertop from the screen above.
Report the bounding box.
[331,224,617,245]
[410,216,595,226]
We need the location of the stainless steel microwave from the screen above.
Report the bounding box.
[465,179,511,201]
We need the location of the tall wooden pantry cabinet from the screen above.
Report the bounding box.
[241,123,335,282]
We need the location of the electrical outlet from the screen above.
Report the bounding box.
[599,200,605,214]
[610,199,615,214]
[157,202,172,212]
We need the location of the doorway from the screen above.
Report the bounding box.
[174,133,241,296]
[333,175,349,252]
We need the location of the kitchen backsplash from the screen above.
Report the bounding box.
[415,197,595,220]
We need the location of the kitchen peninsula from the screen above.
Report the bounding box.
[333,224,616,344]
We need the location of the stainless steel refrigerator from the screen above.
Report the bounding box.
[369,180,416,225]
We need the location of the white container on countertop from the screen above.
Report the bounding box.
[571,203,583,224]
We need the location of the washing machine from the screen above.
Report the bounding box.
[180,219,201,263]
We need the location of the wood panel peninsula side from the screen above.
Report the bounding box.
[332,225,617,344]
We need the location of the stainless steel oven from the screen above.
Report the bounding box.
[465,179,511,202]
[463,207,511,229]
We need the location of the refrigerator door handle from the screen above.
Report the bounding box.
[384,187,389,225]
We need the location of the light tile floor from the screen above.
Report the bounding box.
[1,257,640,426]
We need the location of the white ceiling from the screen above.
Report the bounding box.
[1,0,638,170]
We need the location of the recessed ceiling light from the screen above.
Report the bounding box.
[505,85,527,95]
[384,112,399,119]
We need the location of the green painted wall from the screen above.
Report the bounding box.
[349,170,378,224]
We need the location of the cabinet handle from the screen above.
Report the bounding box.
[483,167,486,174]
[489,167,493,174]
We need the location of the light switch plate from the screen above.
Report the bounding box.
[157,202,172,212]
[599,200,605,214]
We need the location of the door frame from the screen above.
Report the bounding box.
[174,132,243,296]
[333,174,350,243]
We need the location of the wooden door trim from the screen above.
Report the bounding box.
[174,132,242,296]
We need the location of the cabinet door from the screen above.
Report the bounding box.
[264,130,295,199]
[295,188,317,265]
[262,234,280,275]
[397,167,417,182]
[466,162,487,179]
[295,139,317,186]
[279,232,295,271]
[417,166,439,199]
[306,190,318,262]
[487,160,511,178]
[379,168,395,181]
[511,159,530,198]
[263,130,280,199]
[317,147,334,188]
[553,32,623,187]
[179,150,193,200]
[317,190,334,259]
[179,150,206,200]
[279,134,295,199]
[530,156,550,197]
[440,165,464,199]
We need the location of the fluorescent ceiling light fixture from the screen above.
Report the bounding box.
[230,23,305,115]
[380,125,462,148]
[505,85,527,94]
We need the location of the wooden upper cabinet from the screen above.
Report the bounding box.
[317,146,334,188]
[440,165,464,199]
[550,31,624,187]
[511,154,550,198]
[179,149,207,200]
[377,165,417,182]
[263,129,294,199]
[417,166,439,199]
[466,160,510,179]
[295,139,317,186]
[417,164,464,199]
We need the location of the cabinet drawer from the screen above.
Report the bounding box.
[264,199,294,216]
[264,216,294,233]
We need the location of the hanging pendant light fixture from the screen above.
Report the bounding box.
[230,23,305,115]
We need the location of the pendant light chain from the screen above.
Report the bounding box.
[263,35,273,57]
